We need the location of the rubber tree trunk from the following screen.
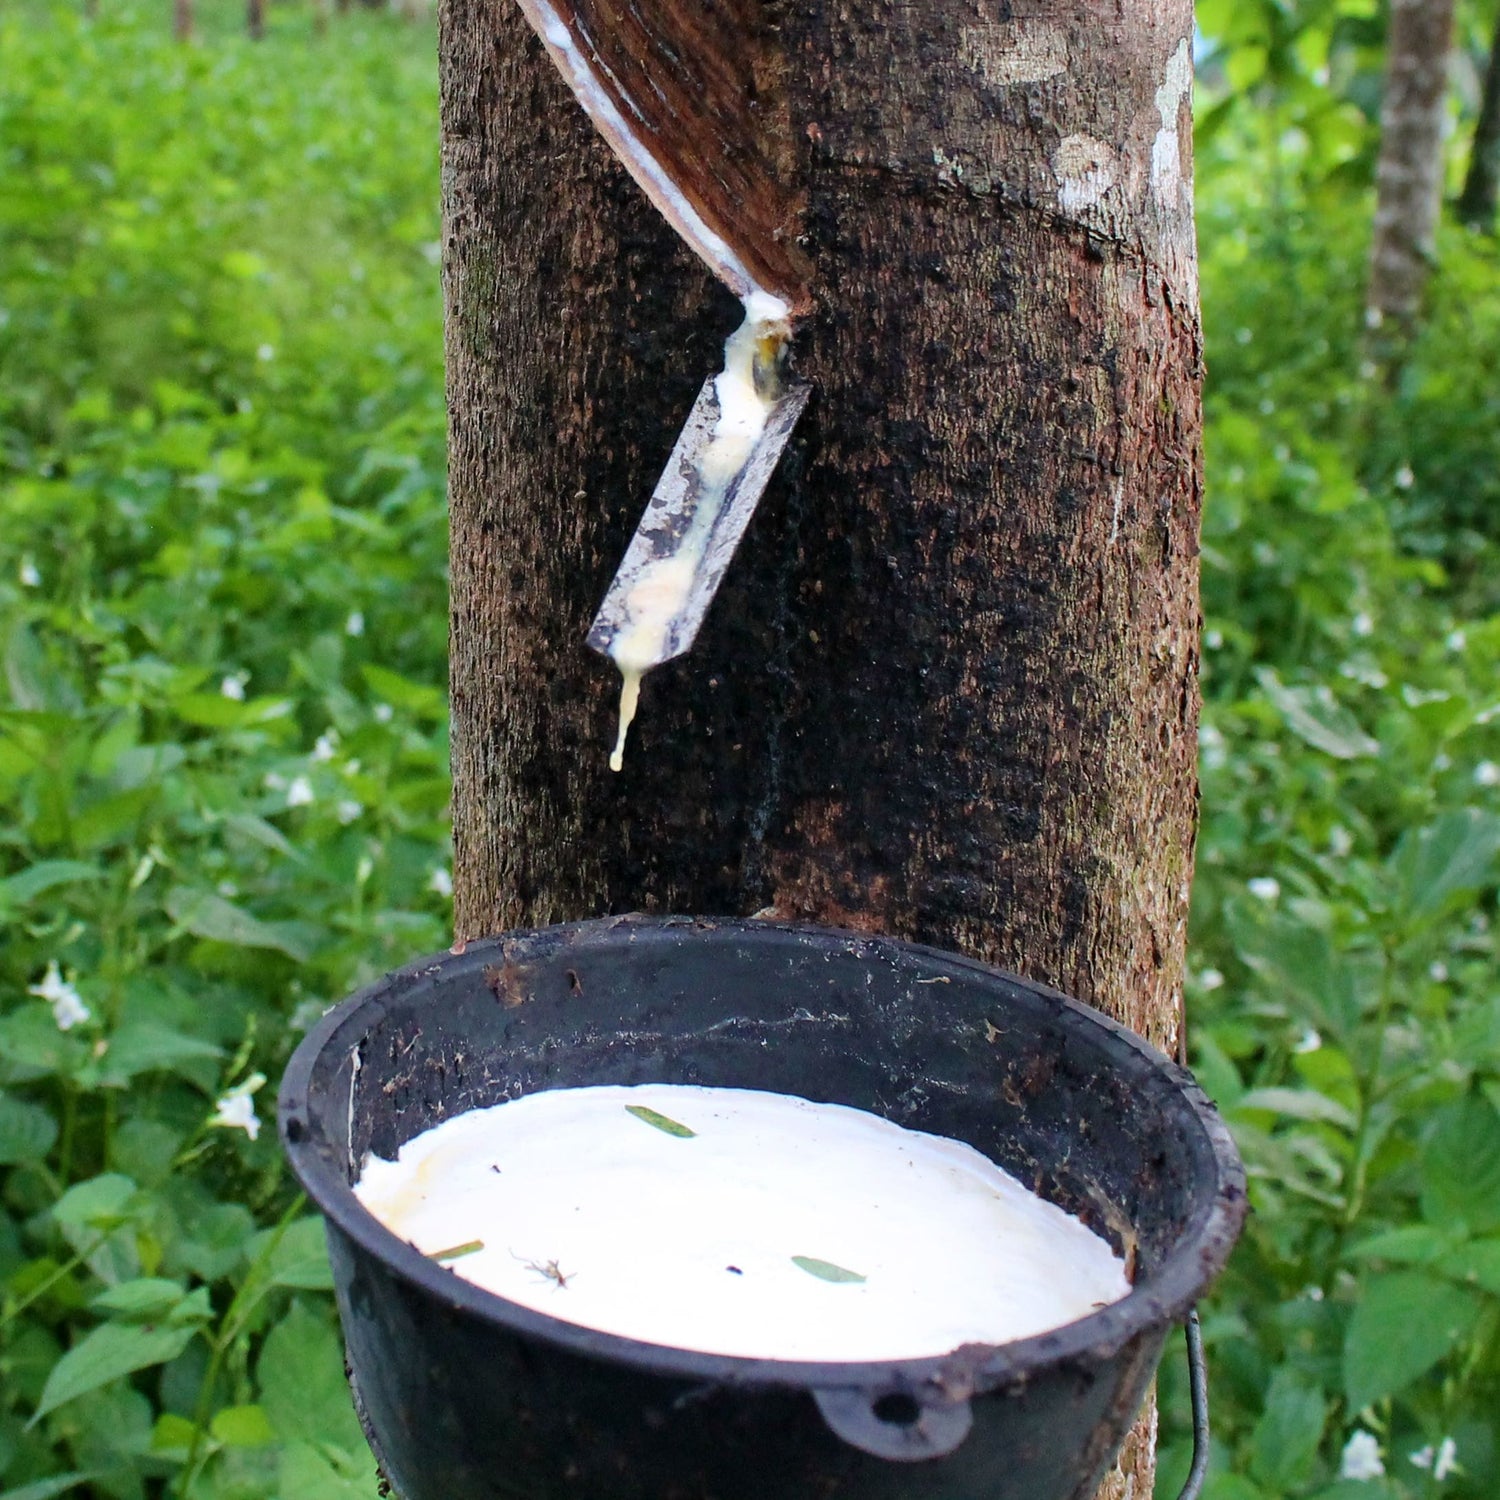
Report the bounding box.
[1367,0,1457,340]
[1458,8,1500,230]
[443,5,1203,1494]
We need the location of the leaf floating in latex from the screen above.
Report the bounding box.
[428,1240,484,1262]
[625,1105,697,1138]
[791,1256,867,1284]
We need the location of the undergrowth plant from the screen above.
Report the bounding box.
[1,3,1498,1499]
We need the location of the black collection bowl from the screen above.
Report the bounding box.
[278,916,1245,1500]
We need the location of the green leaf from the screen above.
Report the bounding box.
[278,1440,381,1500]
[171,693,294,730]
[1255,670,1379,759]
[0,861,101,908]
[1389,810,1500,923]
[791,1256,867,1284]
[1235,1087,1356,1130]
[249,1216,334,1291]
[94,1022,223,1087]
[1435,1238,1500,1295]
[1421,1094,1500,1236]
[30,1321,198,1424]
[428,1240,483,1262]
[0,1094,58,1166]
[51,1175,140,1236]
[624,1105,697,1139]
[163,887,310,961]
[1249,1368,1327,1491]
[360,664,444,720]
[210,1404,276,1448]
[256,1301,364,1454]
[89,1279,186,1321]
[0,1476,100,1500]
[1343,1225,1451,1265]
[1342,1271,1478,1410]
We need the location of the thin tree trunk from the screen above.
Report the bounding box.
[172,0,192,43]
[443,4,1202,1494]
[1458,8,1500,230]
[1367,0,1458,340]
[246,0,264,40]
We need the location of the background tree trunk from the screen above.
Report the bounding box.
[172,0,192,43]
[1458,7,1500,230]
[246,0,264,40]
[1367,0,1458,339]
[442,3,1203,1494]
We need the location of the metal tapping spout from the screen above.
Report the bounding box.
[508,0,814,769]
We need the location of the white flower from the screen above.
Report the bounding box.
[263,771,287,792]
[1446,629,1467,652]
[1295,1028,1323,1054]
[312,731,339,762]
[336,799,363,825]
[1351,612,1374,637]
[256,343,275,362]
[1476,761,1500,788]
[1328,825,1354,858]
[373,703,394,724]
[285,776,315,808]
[345,610,365,637]
[1300,1283,1325,1301]
[355,855,375,886]
[1428,961,1449,983]
[1412,1438,1458,1480]
[1197,967,1224,992]
[428,867,453,898]
[1435,1437,1458,1481]
[210,1072,266,1142]
[28,961,91,1031]
[1340,1430,1386,1481]
[18,556,41,588]
[1204,629,1224,650]
[1248,877,1281,902]
[220,673,248,701]
[1394,466,1414,491]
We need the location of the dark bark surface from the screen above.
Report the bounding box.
[443,5,1203,1493]
[1459,8,1500,230]
[1368,0,1457,336]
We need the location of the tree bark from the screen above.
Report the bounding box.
[1459,7,1500,230]
[172,0,192,43]
[246,0,264,40]
[442,4,1202,1494]
[1367,0,1457,339]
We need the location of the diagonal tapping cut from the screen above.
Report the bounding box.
[509,0,812,768]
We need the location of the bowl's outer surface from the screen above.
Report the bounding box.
[279,916,1246,1500]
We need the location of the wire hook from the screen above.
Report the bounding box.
[1176,1307,1211,1500]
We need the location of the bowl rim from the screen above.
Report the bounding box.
[278,915,1247,1395]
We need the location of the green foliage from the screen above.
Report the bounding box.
[1153,89,1500,1500]
[0,1,445,1494]
[3,1,1499,1497]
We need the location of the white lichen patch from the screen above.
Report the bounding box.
[958,19,1068,86]
[1053,134,1118,216]
[1150,37,1193,209]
